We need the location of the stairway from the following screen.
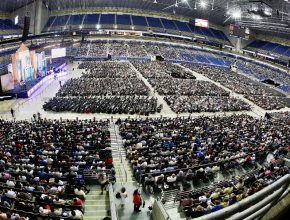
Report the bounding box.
[83,185,111,220]
[108,122,133,184]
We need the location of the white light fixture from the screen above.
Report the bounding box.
[232,10,241,19]
[200,1,207,8]
[153,0,157,3]
[252,14,261,20]
[96,24,101,29]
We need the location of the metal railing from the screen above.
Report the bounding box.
[108,183,118,220]
[179,174,290,220]
[112,120,128,183]
[152,199,172,220]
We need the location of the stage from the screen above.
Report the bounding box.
[4,66,67,98]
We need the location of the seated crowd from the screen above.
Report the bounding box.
[164,96,251,113]
[56,78,149,96]
[118,114,289,185]
[43,96,160,115]
[238,61,290,91]
[0,118,114,219]
[178,159,288,218]
[185,64,290,110]
[74,41,290,95]
[79,62,137,78]
[132,61,251,113]
[44,61,162,115]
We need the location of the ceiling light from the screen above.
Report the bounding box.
[252,15,261,20]
[232,10,241,19]
[153,0,157,3]
[200,1,207,8]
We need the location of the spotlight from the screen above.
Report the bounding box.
[96,24,101,29]
[252,14,261,20]
[200,1,207,8]
[232,11,241,19]
[153,0,157,3]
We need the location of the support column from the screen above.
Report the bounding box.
[33,0,49,35]
[236,38,242,53]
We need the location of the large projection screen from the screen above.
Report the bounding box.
[51,48,66,59]
[195,19,209,28]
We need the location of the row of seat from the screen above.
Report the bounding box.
[246,40,290,58]
[0,19,20,30]
[45,14,229,43]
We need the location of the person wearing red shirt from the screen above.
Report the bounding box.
[72,198,83,206]
[132,189,142,212]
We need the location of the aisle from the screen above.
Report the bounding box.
[109,121,153,220]
[83,185,111,220]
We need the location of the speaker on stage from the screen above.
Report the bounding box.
[22,16,30,42]
[107,54,112,60]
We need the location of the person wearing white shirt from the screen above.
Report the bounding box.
[5,189,16,199]
[6,180,15,187]
[167,174,177,183]
[69,210,83,219]
[75,187,86,200]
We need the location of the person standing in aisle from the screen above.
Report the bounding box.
[133,189,142,212]
[10,108,14,119]
[120,187,127,208]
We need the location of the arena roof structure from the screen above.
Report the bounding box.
[1,0,289,36]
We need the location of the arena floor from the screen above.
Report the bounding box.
[0,61,289,220]
[1,61,289,122]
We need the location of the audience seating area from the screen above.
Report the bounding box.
[185,64,290,110]
[44,14,230,44]
[74,40,290,95]
[246,40,290,58]
[0,117,114,219]
[132,61,251,113]
[75,41,232,67]
[43,61,162,115]
[118,113,289,219]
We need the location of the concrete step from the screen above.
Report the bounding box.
[84,184,111,220]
